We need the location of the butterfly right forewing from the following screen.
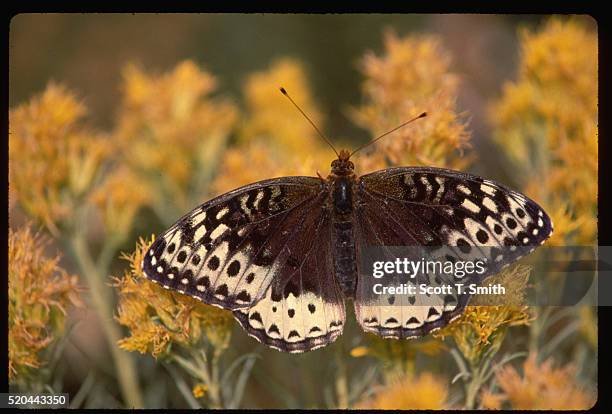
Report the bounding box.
[353,166,553,339]
[142,177,325,311]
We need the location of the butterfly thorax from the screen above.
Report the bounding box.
[328,149,357,215]
[328,150,358,298]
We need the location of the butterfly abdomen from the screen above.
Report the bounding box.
[331,176,358,297]
[332,220,357,298]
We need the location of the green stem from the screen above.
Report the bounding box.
[67,234,144,408]
[334,349,349,409]
[209,353,222,409]
[198,348,223,409]
[464,363,482,409]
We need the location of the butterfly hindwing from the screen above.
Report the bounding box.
[353,166,553,338]
[142,177,325,310]
[233,205,346,353]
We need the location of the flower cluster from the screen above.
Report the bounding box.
[9,225,81,381]
[481,353,595,409]
[352,29,471,173]
[9,84,113,236]
[116,61,239,219]
[433,265,531,365]
[491,18,597,245]
[114,237,234,358]
[356,373,449,409]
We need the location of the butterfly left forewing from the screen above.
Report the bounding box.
[353,166,553,338]
[142,177,325,311]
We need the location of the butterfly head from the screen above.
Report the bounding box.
[331,149,354,176]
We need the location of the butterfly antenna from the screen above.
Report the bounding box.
[279,87,339,157]
[349,111,427,158]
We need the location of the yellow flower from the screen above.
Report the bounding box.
[480,388,504,410]
[192,383,208,399]
[350,335,446,378]
[114,237,233,358]
[9,225,82,381]
[349,346,369,358]
[433,265,532,364]
[9,84,113,236]
[213,59,330,195]
[491,18,597,245]
[487,353,596,409]
[356,373,449,409]
[89,166,152,239]
[116,61,239,215]
[241,58,326,153]
[351,29,471,173]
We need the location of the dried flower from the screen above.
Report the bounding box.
[9,83,113,236]
[115,237,233,358]
[9,225,81,381]
[491,18,597,245]
[356,373,448,410]
[434,265,532,364]
[482,353,595,409]
[352,29,471,173]
[116,61,239,217]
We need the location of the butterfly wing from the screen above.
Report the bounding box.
[353,166,553,338]
[143,177,327,311]
[233,207,346,353]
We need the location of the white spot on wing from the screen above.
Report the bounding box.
[482,197,497,213]
[462,199,481,214]
[433,177,445,203]
[253,191,264,209]
[191,211,207,227]
[210,224,228,240]
[194,224,207,242]
[457,184,471,195]
[480,183,496,196]
[420,176,432,194]
[216,207,229,220]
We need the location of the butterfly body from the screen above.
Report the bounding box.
[328,150,359,298]
[143,149,553,353]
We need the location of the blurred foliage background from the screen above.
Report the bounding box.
[9,14,597,409]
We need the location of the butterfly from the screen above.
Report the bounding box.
[142,88,553,353]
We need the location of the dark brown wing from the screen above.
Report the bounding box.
[143,176,346,353]
[353,166,553,339]
[233,204,345,353]
[143,177,323,310]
